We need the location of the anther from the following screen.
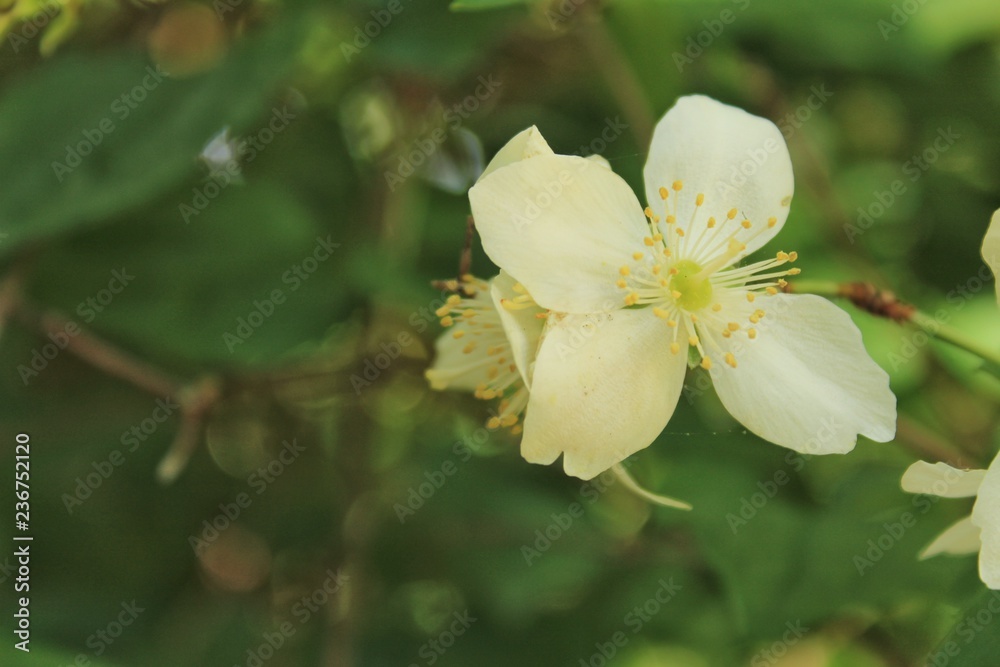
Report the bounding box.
[725,353,737,368]
[696,193,705,206]
[659,187,669,200]
[672,180,683,191]
[700,356,712,370]
[746,293,756,303]
[727,208,738,220]
[741,220,752,229]
[619,266,630,276]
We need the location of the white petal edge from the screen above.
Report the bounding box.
[520,309,689,480]
[478,126,554,182]
[920,516,982,560]
[469,154,650,314]
[901,461,986,498]
[983,208,1000,307]
[972,451,1000,588]
[643,95,794,258]
[490,271,545,390]
[706,293,896,455]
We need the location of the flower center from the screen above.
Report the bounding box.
[611,178,801,370]
[669,259,712,311]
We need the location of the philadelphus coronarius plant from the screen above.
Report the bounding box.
[901,457,1000,589]
[985,208,1000,306]
[429,96,896,480]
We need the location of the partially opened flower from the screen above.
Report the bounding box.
[468,95,896,479]
[425,272,546,433]
[984,208,1000,306]
[901,456,1000,589]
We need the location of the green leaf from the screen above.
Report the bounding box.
[450,0,530,12]
[0,15,307,260]
[930,589,1000,666]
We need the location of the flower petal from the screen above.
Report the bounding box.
[520,309,688,480]
[972,452,1000,588]
[470,154,650,313]
[901,461,986,498]
[919,516,982,560]
[490,271,545,390]
[478,126,554,181]
[983,208,1000,307]
[643,95,794,259]
[425,324,491,392]
[706,293,896,455]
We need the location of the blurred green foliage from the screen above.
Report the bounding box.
[1,0,1000,666]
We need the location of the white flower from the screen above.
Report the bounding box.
[468,95,897,479]
[425,272,546,433]
[901,456,1000,589]
[984,208,1000,306]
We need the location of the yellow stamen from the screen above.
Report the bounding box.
[725,353,737,368]
[700,356,712,370]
